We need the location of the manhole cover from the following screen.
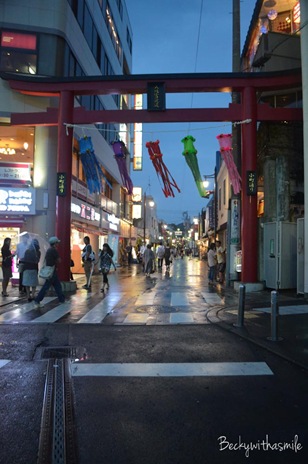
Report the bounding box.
[135,305,173,314]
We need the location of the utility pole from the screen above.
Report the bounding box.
[227,0,241,285]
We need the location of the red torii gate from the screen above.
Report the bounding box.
[1,69,302,283]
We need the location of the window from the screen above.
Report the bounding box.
[105,2,122,60]
[126,28,132,53]
[0,31,37,74]
[84,3,93,49]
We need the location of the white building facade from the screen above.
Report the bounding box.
[0,0,135,271]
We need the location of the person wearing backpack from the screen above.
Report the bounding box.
[82,236,95,289]
[99,243,116,293]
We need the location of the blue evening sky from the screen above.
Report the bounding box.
[125,0,255,224]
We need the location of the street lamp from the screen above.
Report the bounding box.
[143,192,155,244]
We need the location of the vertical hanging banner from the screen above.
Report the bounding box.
[246,171,257,195]
[57,172,67,196]
[147,82,166,111]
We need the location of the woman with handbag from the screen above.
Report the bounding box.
[1,237,14,297]
[22,239,41,302]
[34,236,65,308]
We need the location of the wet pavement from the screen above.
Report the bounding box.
[1,258,308,463]
[1,257,308,371]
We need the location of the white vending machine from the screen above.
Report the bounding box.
[263,221,297,289]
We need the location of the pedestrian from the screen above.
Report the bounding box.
[139,241,146,270]
[216,240,226,283]
[143,243,155,277]
[164,243,172,271]
[82,236,95,289]
[16,232,30,295]
[70,253,75,281]
[34,236,65,308]
[156,241,165,269]
[99,243,116,293]
[207,242,217,285]
[1,237,15,297]
[126,242,133,266]
[22,239,41,302]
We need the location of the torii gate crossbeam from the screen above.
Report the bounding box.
[1,70,302,283]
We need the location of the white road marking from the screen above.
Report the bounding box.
[78,295,122,323]
[0,359,10,368]
[201,292,223,305]
[71,362,274,377]
[0,297,57,323]
[31,302,72,323]
[170,313,194,323]
[123,313,149,324]
[171,293,189,306]
[135,293,155,305]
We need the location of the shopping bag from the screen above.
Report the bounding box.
[39,265,55,279]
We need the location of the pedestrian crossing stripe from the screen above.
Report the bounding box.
[70,362,274,377]
[77,294,122,323]
[0,360,10,368]
[0,297,57,323]
[0,291,224,325]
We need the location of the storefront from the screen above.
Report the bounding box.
[0,183,36,283]
[70,199,124,272]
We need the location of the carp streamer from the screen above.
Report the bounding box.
[145,140,180,198]
[216,133,241,194]
[111,140,134,195]
[181,135,208,197]
[78,136,105,194]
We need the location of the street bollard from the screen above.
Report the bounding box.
[234,284,245,327]
[267,290,283,341]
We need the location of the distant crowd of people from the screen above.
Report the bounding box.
[1,234,226,304]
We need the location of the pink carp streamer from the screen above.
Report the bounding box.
[111,140,133,195]
[145,140,181,197]
[216,133,242,194]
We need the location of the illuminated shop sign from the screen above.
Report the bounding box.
[71,200,100,223]
[107,213,120,231]
[0,188,35,214]
[293,2,300,24]
[0,162,31,183]
[1,31,37,50]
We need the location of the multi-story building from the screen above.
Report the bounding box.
[200,0,303,289]
[0,0,135,276]
[241,0,303,289]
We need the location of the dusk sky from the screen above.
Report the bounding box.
[125,0,256,224]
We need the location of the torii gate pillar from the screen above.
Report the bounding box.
[241,86,258,283]
[56,90,76,288]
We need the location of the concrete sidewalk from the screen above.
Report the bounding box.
[209,284,308,371]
